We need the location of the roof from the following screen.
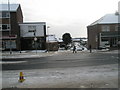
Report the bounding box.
[46,35,58,42]
[89,13,119,26]
[19,22,46,25]
[0,4,20,12]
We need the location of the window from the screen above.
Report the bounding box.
[2,12,10,18]
[101,38,109,42]
[102,25,110,32]
[28,26,36,32]
[115,25,118,31]
[0,12,2,18]
[5,40,16,49]
[0,24,2,31]
[2,24,10,31]
[115,25,120,31]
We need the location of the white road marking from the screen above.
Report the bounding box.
[1,61,27,64]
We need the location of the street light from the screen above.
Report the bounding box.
[33,30,37,54]
[47,26,50,52]
[8,0,12,54]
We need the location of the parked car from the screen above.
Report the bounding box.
[105,44,110,48]
[70,46,83,51]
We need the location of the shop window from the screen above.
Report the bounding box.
[5,40,16,49]
[2,40,16,49]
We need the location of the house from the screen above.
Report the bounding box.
[46,35,58,51]
[0,4,23,50]
[87,13,120,49]
[19,22,46,50]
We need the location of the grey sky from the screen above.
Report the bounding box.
[2,0,119,38]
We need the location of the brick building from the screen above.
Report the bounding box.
[46,35,58,51]
[0,4,23,50]
[1,4,47,51]
[87,13,120,49]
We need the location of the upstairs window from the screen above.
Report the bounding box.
[0,24,2,31]
[0,12,2,18]
[2,12,10,18]
[102,25,110,32]
[2,24,10,31]
[115,25,118,31]
[115,25,120,31]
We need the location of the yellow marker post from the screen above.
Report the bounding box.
[19,72,25,83]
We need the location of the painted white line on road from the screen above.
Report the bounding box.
[1,61,27,64]
[51,76,61,78]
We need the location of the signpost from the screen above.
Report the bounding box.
[34,37,37,54]
[33,30,37,54]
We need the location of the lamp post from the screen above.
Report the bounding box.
[33,30,37,54]
[8,0,12,54]
[47,26,50,52]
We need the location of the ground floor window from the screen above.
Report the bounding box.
[100,32,120,48]
[101,37,119,47]
[21,37,46,50]
[110,37,117,47]
[2,40,16,50]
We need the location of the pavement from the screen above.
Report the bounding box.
[2,50,59,59]
[2,64,118,88]
[1,49,114,59]
[1,49,118,88]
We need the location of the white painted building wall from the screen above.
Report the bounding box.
[19,22,46,37]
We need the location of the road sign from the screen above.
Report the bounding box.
[34,37,37,41]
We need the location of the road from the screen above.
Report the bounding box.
[2,51,118,71]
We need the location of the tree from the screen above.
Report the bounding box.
[62,33,72,50]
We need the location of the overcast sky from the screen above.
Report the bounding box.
[2,0,120,38]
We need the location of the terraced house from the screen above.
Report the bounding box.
[87,12,120,49]
[1,4,47,50]
[1,4,23,50]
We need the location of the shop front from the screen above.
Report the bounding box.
[20,37,46,50]
[2,35,17,50]
[99,32,120,48]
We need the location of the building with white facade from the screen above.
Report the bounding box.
[19,22,46,50]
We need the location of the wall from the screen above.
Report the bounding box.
[19,23,45,37]
[87,24,119,49]
[2,5,23,50]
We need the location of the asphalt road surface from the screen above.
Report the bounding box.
[2,51,118,70]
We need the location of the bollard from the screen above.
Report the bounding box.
[19,72,25,83]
